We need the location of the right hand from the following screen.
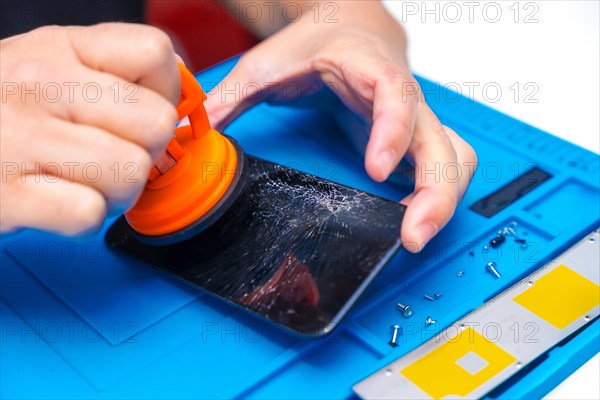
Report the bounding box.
[0,23,181,235]
[205,3,478,252]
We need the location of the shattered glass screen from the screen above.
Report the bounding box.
[106,157,406,336]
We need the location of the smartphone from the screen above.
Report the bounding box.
[105,156,406,336]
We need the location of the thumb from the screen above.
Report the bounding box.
[204,23,311,132]
[175,53,185,65]
[204,56,270,131]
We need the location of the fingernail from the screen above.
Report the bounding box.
[377,149,398,180]
[413,222,438,251]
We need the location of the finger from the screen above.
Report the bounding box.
[24,117,152,211]
[443,126,478,202]
[207,58,340,130]
[66,23,180,106]
[401,103,459,253]
[59,66,177,161]
[1,175,106,236]
[364,76,419,182]
[204,26,312,130]
[399,127,476,203]
[204,55,269,131]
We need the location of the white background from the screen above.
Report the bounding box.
[382,0,600,398]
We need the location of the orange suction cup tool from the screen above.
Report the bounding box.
[124,64,246,245]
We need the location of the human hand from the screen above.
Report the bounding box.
[204,2,477,252]
[0,23,180,235]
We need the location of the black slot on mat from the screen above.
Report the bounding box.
[470,167,552,217]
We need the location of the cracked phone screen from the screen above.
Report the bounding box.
[105,157,406,336]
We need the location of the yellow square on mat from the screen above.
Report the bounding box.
[401,328,516,399]
[513,264,600,329]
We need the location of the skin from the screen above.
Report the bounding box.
[0,24,180,234]
[1,1,477,252]
[205,1,478,252]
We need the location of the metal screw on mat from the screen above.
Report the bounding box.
[424,294,435,301]
[434,292,443,300]
[486,262,501,279]
[388,325,402,347]
[396,303,414,318]
[425,316,436,327]
[515,238,528,249]
[457,270,465,277]
[502,226,517,237]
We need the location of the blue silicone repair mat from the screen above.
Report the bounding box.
[1,57,599,399]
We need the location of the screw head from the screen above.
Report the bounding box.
[401,306,413,318]
[486,262,501,278]
[388,324,402,347]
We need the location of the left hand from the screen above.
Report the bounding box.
[205,2,477,252]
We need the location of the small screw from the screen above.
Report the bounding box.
[424,294,435,301]
[457,270,465,277]
[425,316,436,326]
[388,324,401,347]
[434,292,443,300]
[486,262,501,279]
[515,238,528,249]
[396,303,414,318]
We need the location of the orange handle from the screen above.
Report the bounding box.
[148,65,211,180]
[176,64,210,140]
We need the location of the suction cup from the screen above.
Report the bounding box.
[130,138,247,246]
[124,64,246,246]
